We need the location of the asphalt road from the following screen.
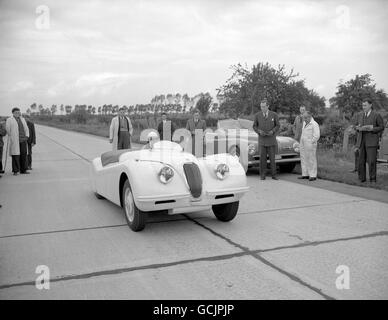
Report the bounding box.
[0,125,387,300]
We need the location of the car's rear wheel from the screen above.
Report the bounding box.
[279,163,296,173]
[212,201,239,222]
[122,180,147,232]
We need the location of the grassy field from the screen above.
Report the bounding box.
[294,148,388,191]
[35,119,388,191]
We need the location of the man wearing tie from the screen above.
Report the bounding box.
[355,99,384,183]
[158,112,176,141]
[186,109,207,157]
[109,107,133,150]
[253,99,280,180]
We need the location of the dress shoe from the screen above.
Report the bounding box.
[298,176,309,179]
[360,179,366,183]
[309,177,317,181]
[13,172,18,176]
[260,177,266,180]
[272,176,278,180]
[349,169,357,173]
[0,170,5,174]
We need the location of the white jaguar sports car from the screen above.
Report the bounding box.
[89,140,249,231]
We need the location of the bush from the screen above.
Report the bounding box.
[320,115,349,148]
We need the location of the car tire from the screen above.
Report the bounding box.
[212,201,239,222]
[279,163,296,173]
[122,180,147,232]
[94,192,105,199]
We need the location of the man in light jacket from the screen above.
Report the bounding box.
[298,110,320,181]
[109,107,133,151]
[5,108,30,175]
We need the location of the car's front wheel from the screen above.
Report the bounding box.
[122,180,147,231]
[212,201,239,222]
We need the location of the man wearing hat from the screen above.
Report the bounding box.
[109,107,133,150]
[5,108,30,175]
[253,99,280,180]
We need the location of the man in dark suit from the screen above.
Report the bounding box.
[186,109,207,157]
[354,99,384,183]
[25,115,36,170]
[157,112,176,141]
[0,120,6,174]
[253,99,280,180]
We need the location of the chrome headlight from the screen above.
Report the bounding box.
[214,163,230,180]
[158,166,174,184]
[248,143,256,155]
[293,142,300,153]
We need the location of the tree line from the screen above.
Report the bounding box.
[27,62,388,121]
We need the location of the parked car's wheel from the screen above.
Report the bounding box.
[212,201,239,222]
[94,192,105,199]
[279,163,296,173]
[122,180,147,231]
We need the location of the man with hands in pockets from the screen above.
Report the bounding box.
[298,110,320,181]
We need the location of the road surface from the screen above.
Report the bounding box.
[0,125,387,299]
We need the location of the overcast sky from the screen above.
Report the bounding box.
[0,0,387,115]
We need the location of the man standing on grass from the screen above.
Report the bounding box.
[355,99,384,183]
[298,110,320,181]
[5,108,29,175]
[293,105,306,142]
[253,98,280,180]
[109,107,133,151]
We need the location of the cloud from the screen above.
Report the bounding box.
[0,0,387,114]
[11,81,33,92]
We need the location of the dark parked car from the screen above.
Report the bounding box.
[206,119,300,172]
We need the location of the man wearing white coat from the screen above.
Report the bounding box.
[5,108,30,175]
[298,110,320,181]
[109,107,133,151]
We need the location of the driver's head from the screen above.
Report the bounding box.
[147,131,159,143]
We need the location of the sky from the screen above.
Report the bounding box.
[0,0,387,115]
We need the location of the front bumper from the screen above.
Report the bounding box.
[135,186,249,213]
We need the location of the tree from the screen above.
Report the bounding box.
[60,104,64,115]
[65,105,72,115]
[217,62,325,117]
[30,103,37,115]
[329,74,388,119]
[195,93,213,116]
[51,104,57,115]
[38,104,44,115]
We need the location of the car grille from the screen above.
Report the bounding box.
[183,163,202,198]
